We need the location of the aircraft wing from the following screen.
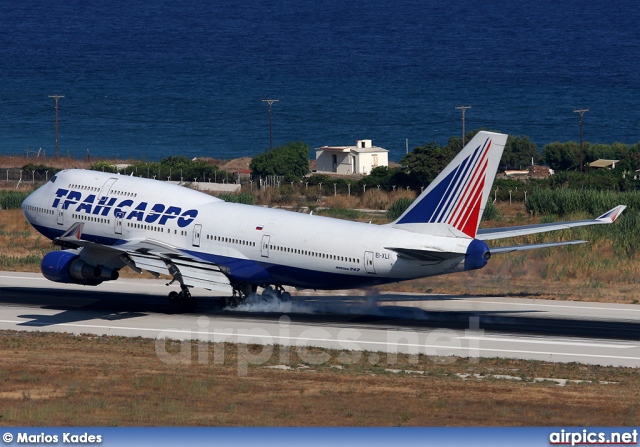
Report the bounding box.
[53,223,232,294]
[477,205,626,241]
[122,251,232,294]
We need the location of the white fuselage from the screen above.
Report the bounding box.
[22,170,476,290]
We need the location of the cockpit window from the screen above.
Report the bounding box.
[50,175,57,183]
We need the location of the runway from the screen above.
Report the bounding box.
[1,272,639,367]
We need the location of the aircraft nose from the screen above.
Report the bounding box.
[20,190,40,222]
[21,192,33,215]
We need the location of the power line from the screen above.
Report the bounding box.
[455,105,471,146]
[573,108,589,172]
[262,99,279,151]
[48,94,64,157]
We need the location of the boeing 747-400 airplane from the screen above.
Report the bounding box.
[21,131,625,310]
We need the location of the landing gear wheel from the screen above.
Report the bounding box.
[227,282,256,308]
[168,291,179,305]
[168,289,197,313]
[273,285,290,302]
[224,295,239,308]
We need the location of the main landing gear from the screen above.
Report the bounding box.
[223,283,256,308]
[263,285,292,302]
[165,263,197,312]
[167,284,197,313]
[222,283,291,308]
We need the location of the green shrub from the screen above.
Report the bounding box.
[0,191,30,209]
[387,197,414,221]
[482,201,502,221]
[526,189,640,216]
[217,193,254,205]
[317,208,366,220]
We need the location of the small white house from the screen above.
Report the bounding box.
[315,140,389,175]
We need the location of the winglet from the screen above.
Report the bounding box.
[596,205,626,223]
[59,222,85,240]
[53,222,85,249]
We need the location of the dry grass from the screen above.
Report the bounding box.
[0,331,638,426]
[0,155,136,170]
[0,209,53,271]
[4,195,640,300]
[3,192,639,426]
[379,233,640,304]
[380,200,640,303]
[0,209,152,278]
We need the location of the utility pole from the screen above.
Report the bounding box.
[49,94,64,158]
[455,105,471,147]
[262,99,279,151]
[573,108,589,172]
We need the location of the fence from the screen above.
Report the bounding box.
[0,168,56,184]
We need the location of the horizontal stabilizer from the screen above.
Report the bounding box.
[477,205,626,241]
[385,247,463,263]
[490,240,588,254]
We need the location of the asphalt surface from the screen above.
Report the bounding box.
[1,272,639,367]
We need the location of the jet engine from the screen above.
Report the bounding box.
[463,239,492,271]
[41,251,119,286]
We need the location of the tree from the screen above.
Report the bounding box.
[249,142,310,180]
[501,135,541,169]
[22,163,60,176]
[624,142,640,172]
[542,141,581,171]
[89,161,118,172]
[160,156,191,168]
[359,166,403,190]
[399,142,455,190]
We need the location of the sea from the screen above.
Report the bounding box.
[1,0,639,163]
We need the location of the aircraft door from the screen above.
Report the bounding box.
[114,216,122,234]
[261,234,271,258]
[114,207,125,235]
[99,178,118,198]
[364,251,376,274]
[56,201,64,226]
[192,224,202,247]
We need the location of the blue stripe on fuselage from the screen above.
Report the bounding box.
[31,223,122,246]
[30,224,392,290]
[182,249,392,290]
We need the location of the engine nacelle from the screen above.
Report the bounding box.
[41,251,119,286]
[463,239,491,271]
